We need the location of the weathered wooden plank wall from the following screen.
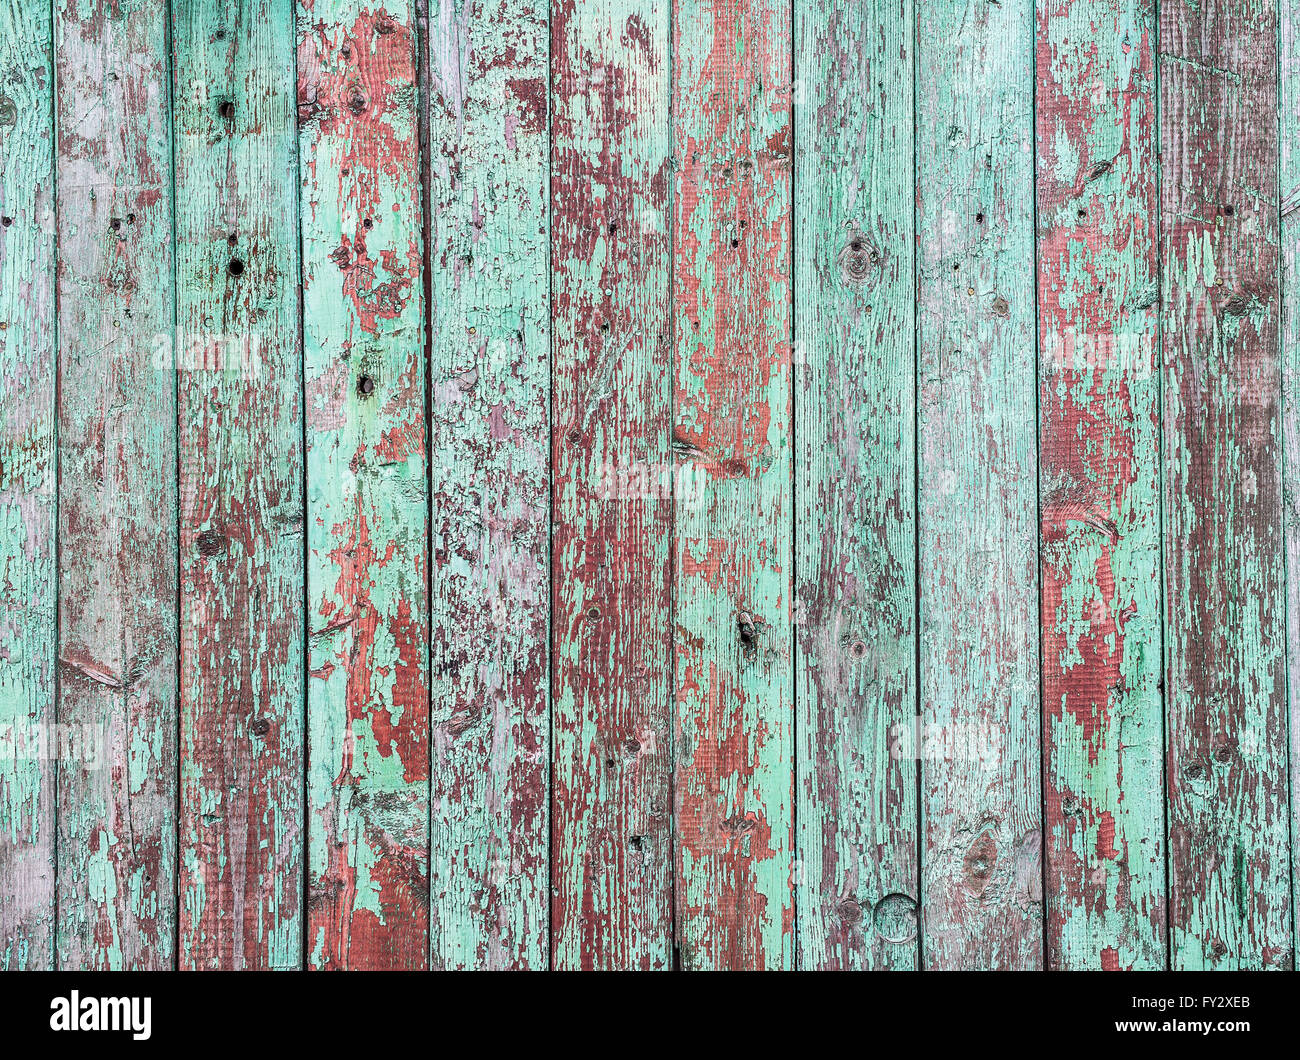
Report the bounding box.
[4,0,1300,972]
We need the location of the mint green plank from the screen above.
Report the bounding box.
[298,0,430,969]
[1161,0,1291,969]
[426,0,550,969]
[670,0,794,971]
[0,0,56,970]
[1286,0,1300,976]
[917,0,1043,968]
[54,0,178,969]
[550,0,674,969]
[793,0,918,970]
[1036,0,1165,969]
[173,0,304,969]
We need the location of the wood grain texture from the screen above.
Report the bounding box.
[550,0,674,969]
[298,0,430,970]
[671,0,793,971]
[1285,0,1300,976]
[425,0,550,970]
[1035,0,1165,970]
[917,0,1043,969]
[793,0,918,971]
[1159,0,1292,970]
[0,0,56,971]
[174,0,305,970]
[54,0,177,970]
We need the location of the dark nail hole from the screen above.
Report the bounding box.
[1223,204,1235,216]
[196,528,225,556]
[341,44,352,59]
[1077,209,1087,220]
[600,322,609,332]
[0,216,11,227]
[250,717,271,737]
[110,218,121,231]
[126,213,135,224]
[227,233,238,246]
[357,374,376,397]
[975,212,984,223]
[228,258,245,277]
[730,238,739,248]
[362,217,373,230]
[586,605,601,621]
[348,93,366,116]
[629,835,645,850]
[218,99,234,121]
[566,428,581,445]
[608,221,618,234]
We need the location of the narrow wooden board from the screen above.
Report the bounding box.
[0,0,56,971]
[1159,0,1292,970]
[917,0,1043,969]
[53,0,178,969]
[550,0,674,969]
[298,0,430,970]
[173,0,305,970]
[792,0,918,971]
[671,0,793,971]
[425,0,550,970]
[1284,0,1300,976]
[1035,0,1165,970]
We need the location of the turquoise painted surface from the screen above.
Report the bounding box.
[916,0,1043,969]
[0,0,56,971]
[793,0,919,970]
[671,0,794,970]
[53,0,178,970]
[426,0,550,970]
[173,0,304,970]
[1036,0,1165,970]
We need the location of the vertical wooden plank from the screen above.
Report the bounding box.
[550,0,673,969]
[424,0,550,970]
[0,0,56,970]
[1285,0,1300,976]
[173,0,305,969]
[670,0,793,971]
[1160,0,1292,970]
[1035,0,1165,970]
[54,0,177,969]
[793,0,918,971]
[298,0,430,969]
[917,0,1042,969]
